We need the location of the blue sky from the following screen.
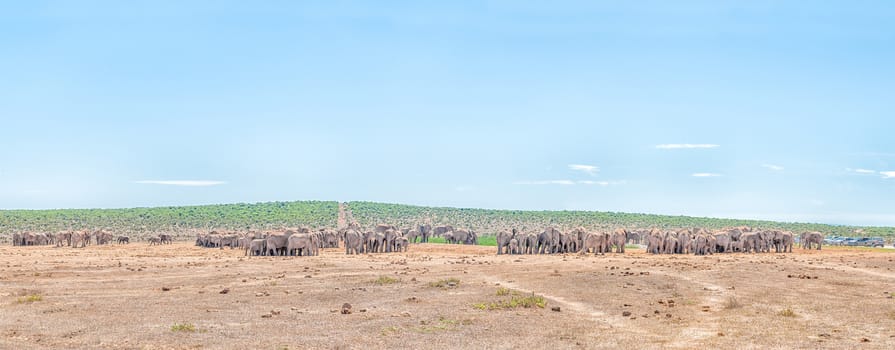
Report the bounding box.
[1,1,894,226]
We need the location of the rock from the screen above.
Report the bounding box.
[161,287,171,292]
[551,307,561,312]
[271,309,281,315]
[261,313,272,318]
[341,303,352,314]
[622,311,631,317]
[401,311,412,317]
[219,288,230,294]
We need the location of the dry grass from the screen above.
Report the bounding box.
[428,277,461,289]
[778,307,797,317]
[374,275,400,285]
[722,296,742,309]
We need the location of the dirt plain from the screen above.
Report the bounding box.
[1,243,894,350]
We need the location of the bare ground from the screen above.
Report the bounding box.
[1,243,895,349]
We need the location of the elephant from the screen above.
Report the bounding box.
[646,230,663,254]
[800,231,823,250]
[451,230,470,244]
[496,230,516,255]
[714,232,731,253]
[394,237,409,252]
[610,228,628,253]
[266,230,296,256]
[245,239,267,256]
[443,231,455,244]
[773,231,794,253]
[521,233,537,254]
[159,234,173,244]
[419,224,432,243]
[117,236,130,244]
[324,230,340,248]
[405,230,420,244]
[508,238,520,254]
[375,224,397,234]
[537,227,562,254]
[581,232,609,255]
[11,233,22,246]
[558,231,576,253]
[70,231,88,248]
[287,234,317,256]
[730,239,744,252]
[384,229,399,252]
[692,234,708,255]
[705,234,717,254]
[466,230,479,245]
[740,232,760,253]
[663,235,679,254]
[433,225,454,238]
[56,232,72,247]
[343,229,364,255]
[148,237,161,246]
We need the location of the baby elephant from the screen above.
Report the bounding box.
[148,237,161,246]
[394,237,409,252]
[117,236,130,244]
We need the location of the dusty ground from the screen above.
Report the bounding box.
[1,243,894,350]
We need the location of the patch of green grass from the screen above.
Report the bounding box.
[170,323,196,332]
[374,275,400,285]
[624,244,642,249]
[16,294,43,303]
[425,236,497,246]
[496,287,511,296]
[778,307,796,317]
[474,293,547,310]
[428,278,461,289]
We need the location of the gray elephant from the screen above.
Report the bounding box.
[419,224,432,243]
[246,238,267,256]
[508,238,520,254]
[740,232,760,253]
[394,237,409,252]
[496,230,516,255]
[148,237,161,246]
[451,230,470,244]
[714,232,731,253]
[384,229,399,252]
[433,225,454,238]
[522,233,537,254]
[405,230,420,244]
[265,230,295,256]
[581,232,608,255]
[800,231,823,250]
[343,229,364,255]
[287,234,317,256]
[773,231,794,253]
[117,236,129,244]
[537,227,562,254]
[610,228,628,253]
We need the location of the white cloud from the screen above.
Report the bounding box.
[691,173,721,177]
[656,144,719,149]
[568,164,599,176]
[761,164,784,171]
[855,168,877,174]
[135,180,227,187]
[513,180,576,185]
[578,180,627,186]
[881,171,895,178]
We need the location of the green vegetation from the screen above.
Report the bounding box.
[170,323,196,332]
[428,278,461,289]
[474,291,547,310]
[347,201,895,238]
[0,201,338,241]
[3,200,892,244]
[16,294,43,303]
[374,275,400,285]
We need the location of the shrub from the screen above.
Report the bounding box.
[170,323,196,332]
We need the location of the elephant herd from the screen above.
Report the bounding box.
[641,227,806,255]
[495,226,824,256]
[11,230,124,248]
[496,227,629,255]
[403,224,479,245]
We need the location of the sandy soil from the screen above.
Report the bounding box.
[1,243,894,349]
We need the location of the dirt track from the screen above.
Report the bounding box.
[2,243,895,349]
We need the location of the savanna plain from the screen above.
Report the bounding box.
[2,243,894,349]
